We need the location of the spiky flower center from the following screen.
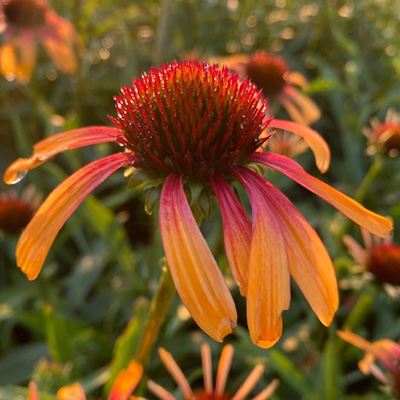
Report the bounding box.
[2,0,46,28]
[375,123,400,152]
[246,52,288,98]
[366,244,400,286]
[191,390,232,400]
[111,60,268,183]
[0,197,34,234]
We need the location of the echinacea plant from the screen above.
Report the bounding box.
[4,60,392,348]
[0,0,82,83]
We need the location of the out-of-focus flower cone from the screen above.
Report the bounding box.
[0,0,83,83]
[0,185,39,234]
[211,51,321,125]
[343,228,400,295]
[363,109,400,157]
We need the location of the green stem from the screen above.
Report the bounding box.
[135,264,176,364]
[336,156,383,240]
[153,0,171,66]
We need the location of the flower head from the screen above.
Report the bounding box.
[343,229,400,289]
[3,60,393,348]
[212,51,321,125]
[337,330,400,398]
[0,185,39,234]
[0,0,82,83]
[363,108,400,157]
[147,343,279,400]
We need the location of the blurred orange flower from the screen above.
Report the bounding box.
[363,108,400,157]
[147,343,279,400]
[0,0,82,83]
[338,330,400,398]
[28,360,143,400]
[4,61,392,348]
[212,51,321,125]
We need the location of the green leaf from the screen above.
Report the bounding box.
[103,298,149,397]
[43,305,75,365]
[0,342,48,385]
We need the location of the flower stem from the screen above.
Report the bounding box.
[336,156,383,240]
[135,263,176,364]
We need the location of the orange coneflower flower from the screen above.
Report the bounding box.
[3,60,392,347]
[363,108,400,157]
[212,51,321,125]
[0,0,82,83]
[343,229,400,294]
[28,360,143,400]
[337,330,400,399]
[0,185,39,234]
[147,343,279,400]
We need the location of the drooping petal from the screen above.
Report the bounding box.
[242,170,338,326]
[40,10,81,74]
[234,168,291,348]
[267,118,330,173]
[16,152,132,280]
[108,360,143,400]
[57,383,86,400]
[4,126,120,185]
[337,331,400,375]
[281,86,321,125]
[159,173,237,342]
[252,152,393,238]
[15,30,37,84]
[211,174,251,296]
[0,42,17,81]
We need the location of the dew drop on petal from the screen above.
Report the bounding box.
[7,169,27,184]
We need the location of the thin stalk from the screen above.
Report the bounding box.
[135,264,176,364]
[153,0,171,66]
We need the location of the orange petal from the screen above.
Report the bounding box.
[16,153,131,280]
[4,126,120,185]
[215,344,234,397]
[253,175,338,325]
[281,86,321,125]
[28,381,39,400]
[159,173,237,342]
[0,42,17,81]
[41,10,81,74]
[252,152,393,238]
[109,360,143,400]
[337,330,400,374]
[211,174,251,296]
[158,348,192,399]
[267,119,330,173]
[15,30,37,84]
[235,168,291,348]
[57,383,86,400]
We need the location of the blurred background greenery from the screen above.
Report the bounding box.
[1,0,400,399]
